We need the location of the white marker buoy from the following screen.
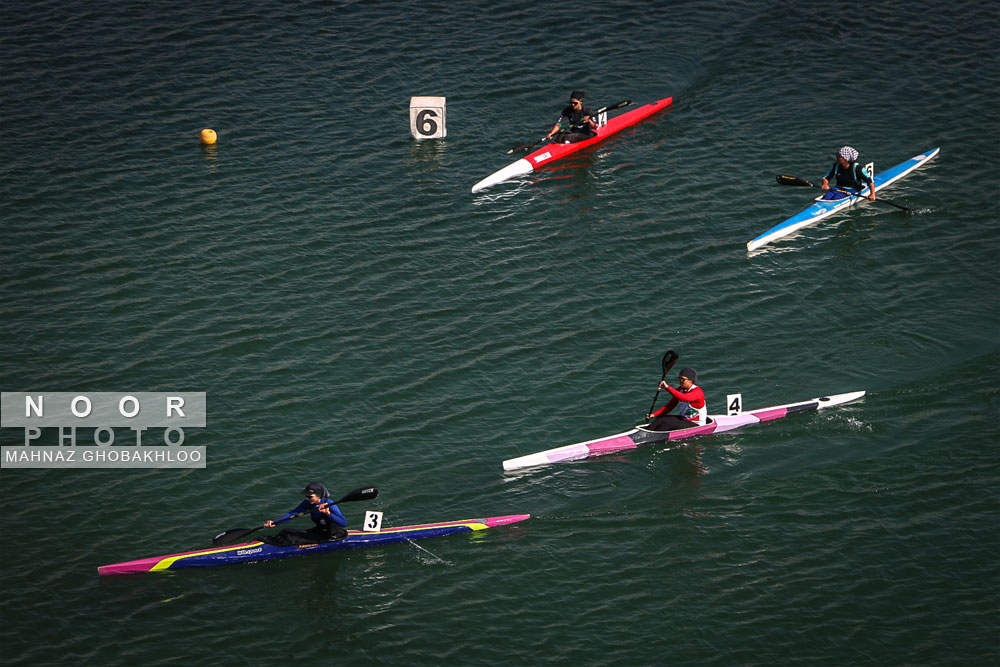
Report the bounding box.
[409,96,446,139]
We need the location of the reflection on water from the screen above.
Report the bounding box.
[200,143,219,171]
[409,138,447,166]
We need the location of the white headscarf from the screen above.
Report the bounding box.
[838,146,859,162]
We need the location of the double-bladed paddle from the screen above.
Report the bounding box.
[504,99,634,155]
[775,174,917,212]
[212,486,379,546]
[646,350,680,418]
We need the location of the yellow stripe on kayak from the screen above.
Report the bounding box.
[151,521,489,570]
[346,521,488,534]
[150,542,260,571]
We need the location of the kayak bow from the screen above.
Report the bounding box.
[747,148,939,251]
[502,391,865,471]
[98,514,530,575]
[471,96,674,193]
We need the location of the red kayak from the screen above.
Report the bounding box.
[471,96,674,192]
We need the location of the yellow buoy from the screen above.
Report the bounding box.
[199,128,217,145]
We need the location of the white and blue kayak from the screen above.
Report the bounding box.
[747,147,939,251]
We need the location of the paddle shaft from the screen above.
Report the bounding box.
[647,350,680,417]
[212,486,378,545]
[776,175,916,212]
[505,100,632,154]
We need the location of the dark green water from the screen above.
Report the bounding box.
[1,1,998,664]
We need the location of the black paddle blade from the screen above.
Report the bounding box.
[776,174,815,187]
[661,350,679,373]
[336,486,379,503]
[605,99,632,112]
[212,527,260,546]
[873,198,917,213]
[505,138,543,155]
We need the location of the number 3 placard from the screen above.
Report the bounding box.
[363,510,384,532]
[409,96,446,139]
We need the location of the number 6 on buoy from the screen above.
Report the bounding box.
[409,96,446,139]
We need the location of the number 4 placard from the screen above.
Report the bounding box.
[363,510,384,532]
[409,96,446,139]
[726,393,743,416]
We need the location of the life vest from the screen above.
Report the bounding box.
[558,106,597,135]
[674,385,707,425]
[833,161,870,190]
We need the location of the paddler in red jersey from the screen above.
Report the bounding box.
[644,367,707,431]
[545,90,598,144]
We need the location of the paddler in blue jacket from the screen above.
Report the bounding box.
[821,146,876,201]
[261,481,348,546]
[545,90,598,144]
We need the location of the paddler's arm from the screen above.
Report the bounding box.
[647,395,679,420]
[855,162,876,201]
[264,500,315,528]
[664,385,705,404]
[545,119,565,141]
[264,510,297,528]
[821,162,837,190]
[322,503,347,527]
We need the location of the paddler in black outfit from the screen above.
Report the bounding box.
[545,90,598,144]
[821,146,876,201]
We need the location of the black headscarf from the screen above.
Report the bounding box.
[302,481,331,499]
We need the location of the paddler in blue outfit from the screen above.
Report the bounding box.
[821,146,876,201]
[261,481,348,546]
[545,90,598,144]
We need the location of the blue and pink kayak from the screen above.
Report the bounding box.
[747,147,939,251]
[98,514,530,575]
[471,96,674,193]
[503,391,865,471]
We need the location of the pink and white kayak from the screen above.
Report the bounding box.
[502,390,865,471]
[471,96,674,193]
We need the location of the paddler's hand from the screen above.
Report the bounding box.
[658,380,670,390]
[264,520,276,528]
[821,179,830,191]
[868,192,876,201]
[646,413,655,420]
